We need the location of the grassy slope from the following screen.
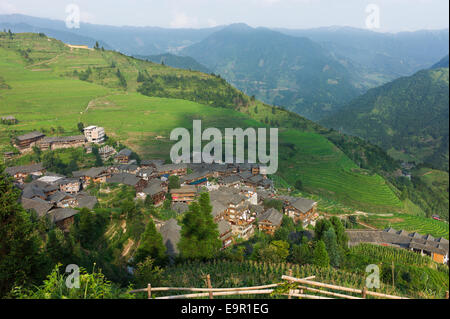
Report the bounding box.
[0,33,403,213]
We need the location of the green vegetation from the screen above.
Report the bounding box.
[361,213,449,239]
[322,68,449,172]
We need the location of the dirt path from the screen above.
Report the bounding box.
[357,221,377,230]
[25,53,63,69]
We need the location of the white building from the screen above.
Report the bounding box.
[84,125,105,144]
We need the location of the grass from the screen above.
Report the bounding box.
[278,130,402,212]
[362,213,449,239]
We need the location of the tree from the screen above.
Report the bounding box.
[329,216,348,251]
[314,219,332,241]
[0,167,48,297]
[178,193,221,260]
[77,122,85,133]
[134,257,164,288]
[323,228,341,267]
[313,240,329,267]
[292,237,313,265]
[133,219,166,266]
[294,179,303,191]
[168,175,180,190]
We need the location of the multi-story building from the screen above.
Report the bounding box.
[84,126,105,144]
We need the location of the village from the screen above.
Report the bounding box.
[3,125,448,265]
[3,125,319,255]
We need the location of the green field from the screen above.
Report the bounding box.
[278,130,402,211]
[0,32,404,213]
[362,213,449,239]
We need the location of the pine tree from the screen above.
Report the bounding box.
[0,166,48,297]
[179,193,221,260]
[134,219,166,266]
[323,228,341,267]
[330,216,348,251]
[313,240,329,268]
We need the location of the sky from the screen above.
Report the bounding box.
[0,0,448,32]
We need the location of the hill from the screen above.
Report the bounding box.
[321,68,449,172]
[181,24,367,121]
[277,26,449,80]
[431,55,450,69]
[134,53,211,74]
[0,32,406,213]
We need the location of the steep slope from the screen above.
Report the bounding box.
[431,55,449,69]
[134,53,211,74]
[181,24,365,121]
[321,68,449,171]
[0,32,403,212]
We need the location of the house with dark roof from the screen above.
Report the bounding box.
[181,170,211,186]
[257,208,283,235]
[106,173,147,192]
[114,148,133,164]
[5,163,45,183]
[211,200,228,222]
[76,193,98,210]
[14,131,45,152]
[218,175,241,188]
[139,180,166,206]
[58,178,81,194]
[283,197,317,225]
[21,197,54,218]
[47,208,79,231]
[155,163,187,177]
[170,185,197,203]
[73,167,111,185]
[216,220,233,249]
[36,135,86,151]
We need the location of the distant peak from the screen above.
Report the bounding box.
[223,23,253,31]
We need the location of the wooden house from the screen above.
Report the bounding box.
[14,131,45,152]
[139,181,166,206]
[217,220,233,250]
[283,197,317,225]
[114,148,133,164]
[37,135,86,151]
[170,185,197,203]
[5,163,45,183]
[257,208,283,236]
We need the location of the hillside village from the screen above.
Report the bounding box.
[4,125,320,252]
[3,125,448,265]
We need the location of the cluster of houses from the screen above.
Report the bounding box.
[347,228,449,264]
[10,125,105,154]
[4,146,319,254]
[5,163,97,230]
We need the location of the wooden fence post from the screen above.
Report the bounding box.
[446,291,449,299]
[206,274,213,300]
[288,269,293,300]
[361,287,367,299]
[147,284,152,299]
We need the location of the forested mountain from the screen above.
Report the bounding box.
[431,55,449,69]
[135,53,211,74]
[321,67,449,171]
[181,24,366,121]
[276,26,449,80]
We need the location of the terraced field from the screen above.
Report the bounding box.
[278,130,403,212]
[362,213,449,239]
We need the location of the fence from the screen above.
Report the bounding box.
[129,271,416,300]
